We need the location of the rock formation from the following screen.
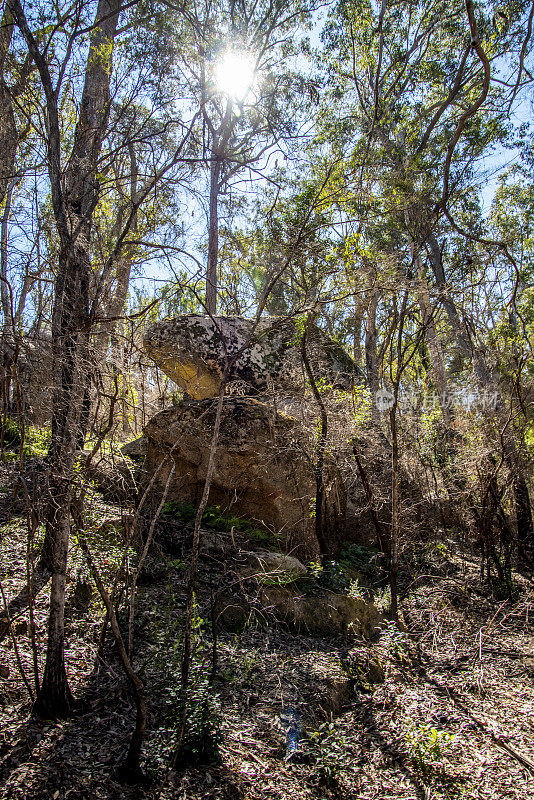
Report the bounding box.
[143,314,358,400]
[140,314,361,557]
[142,396,345,558]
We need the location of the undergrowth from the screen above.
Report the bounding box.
[162,500,277,546]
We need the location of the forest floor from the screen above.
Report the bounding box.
[1,459,534,800]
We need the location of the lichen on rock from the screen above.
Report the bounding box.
[143,314,359,400]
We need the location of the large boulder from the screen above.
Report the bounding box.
[239,551,308,582]
[143,314,358,400]
[1,334,54,425]
[142,396,346,558]
[216,582,382,639]
[260,585,382,639]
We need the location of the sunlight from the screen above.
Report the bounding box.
[214,49,256,102]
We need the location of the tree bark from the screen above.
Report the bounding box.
[206,150,221,315]
[365,290,380,424]
[0,8,17,208]
[300,317,335,556]
[1,179,16,334]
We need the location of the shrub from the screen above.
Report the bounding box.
[405,723,455,776]
[0,416,21,448]
[309,721,350,788]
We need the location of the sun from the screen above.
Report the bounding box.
[214,50,256,102]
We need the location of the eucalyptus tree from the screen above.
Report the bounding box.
[318,0,532,363]
[5,0,128,718]
[316,0,534,551]
[168,0,315,313]
[5,0,201,718]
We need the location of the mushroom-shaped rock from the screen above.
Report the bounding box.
[143,314,358,400]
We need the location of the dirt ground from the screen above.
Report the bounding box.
[1,460,534,800]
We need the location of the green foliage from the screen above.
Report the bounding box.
[308,559,351,591]
[174,681,222,766]
[347,576,390,611]
[379,620,410,662]
[149,597,222,766]
[24,425,51,456]
[373,584,391,613]
[0,417,50,457]
[309,721,350,787]
[350,385,372,429]
[161,499,197,522]
[162,501,274,543]
[405,723,455,777]
[339,543,385,580]
[168,557,187,572]
[0,416,21,448]
[347,577,365,600]
[290,314,307,347]
[405,540,457,577]
[309,549,389,598]
[219,649,260,686]
[307,559,322,580]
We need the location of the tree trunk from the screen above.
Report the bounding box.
[0,8,17,209]
[389,402,399,622]
[37,245,91,715]
[353,297,363,369]
[300,317,335,556]
[0,180,17,333]
[33,508,74,717]
[365,290,380,424]
[514,473,533,558]
[206,151,221,315]
[417,279,452,424]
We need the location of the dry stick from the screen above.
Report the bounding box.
[173,376,227,767]
[431,674,534,776]
[18,476,41,695]
[1,363,118,646]
[127,462,176,656]
[0,578,33,700]
[78,532,146,781]
[351,440,386,553]
[96,451,174,655]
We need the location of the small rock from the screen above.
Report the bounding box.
[200,530,238,555]
[0,665,10,679]
[240,550,308,582]
[121,436,148,461]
